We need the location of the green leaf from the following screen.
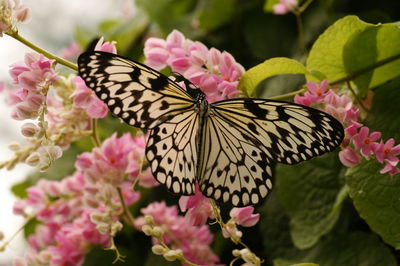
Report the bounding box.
[307,16,371,82]
[135,0,195,34]
[107,13,150,55]
[364,76,400,140]
[197,0,236,31]
[259,191,305,260]
[276,152,344,249]
[263,0,279,12]
[346,159,400,249]
[239,58,307,96]
[343,23,400,95]
[303,232,396,266]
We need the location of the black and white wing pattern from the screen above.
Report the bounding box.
[78,51,200,195]
[146,110,200,196]
[78,51,345,207]
[198,112,274,206]
[197,98,344,206]
[78,51,195,129]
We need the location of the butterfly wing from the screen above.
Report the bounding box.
[211,98,344,164]
[146,110,200,196]
[77,51,196,129]
[198,112,273,206]
[197,98,344,206]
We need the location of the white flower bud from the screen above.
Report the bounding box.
[96,223,110,234]
[163,250,179,262]
[8,142,21,151]
[152,226,164,238]
[46,145,62,160]
[141,224,153,236]
[232,249,241,257]
[15,6,31,23]
[144,215,154,225]
[21,122,39,137]
[25,152,40,166]
[151,244,166,255]
[111,221,123,234]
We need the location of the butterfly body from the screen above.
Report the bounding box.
[78,51,344,207]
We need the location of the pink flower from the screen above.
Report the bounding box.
[294,80,329,106]
[230,206,260,227]
[324,91,359,124]
[10,53,57,90]
[59,42,82,60]
[352,127,381,157]
[273,0,298,14]
[179,186,214,226]
[136,201,219,265]
[380,160,400,176]
[345,121,363,138]
[94,37,117,54]
[143,30,243,102]
[72,76,108,118]
[339,146,361,167]
[373,138,400,164]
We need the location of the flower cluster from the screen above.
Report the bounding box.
[135,201,219,265]
[144,30,245,102]
[13,133,154,265]
[0,0,30,36]
[273,0,298,15]
[295,81,400,175]
[9,52,57,120]
[1,38,115,171]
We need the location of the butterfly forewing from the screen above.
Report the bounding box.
[198,111,273,207]
[78,51,195,129]
[211,98,344,165]
[146,110,199,196]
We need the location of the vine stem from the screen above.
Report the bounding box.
[90,119,101,147]
[269,87,308,101]
[6,29,78,71]
[117,187,136,227]
[330,53,400,85]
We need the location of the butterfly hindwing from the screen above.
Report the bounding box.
[198,111,273,207]
[211,98,344,165]
[78,51,195,129]
[146,110,200,196]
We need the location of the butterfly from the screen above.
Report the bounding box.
[78,51,344,207]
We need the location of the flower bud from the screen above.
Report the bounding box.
[152,226,164,238]
[141,224,153,236]
[46,145,62,160]
[151,244,166,255]
[8,142,21,151]
[25,152,40,166]
[144,215,154,225]
[111,221,123,234]
[15,6,31,22]
[21,122,39,137]
[163,250,179,262]
[96,223,110,234]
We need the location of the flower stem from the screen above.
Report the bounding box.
[91,119,101,147]
[269,87,308,101]
[117,187,136,227]
[330,53,400,86]
[6,29,78,71]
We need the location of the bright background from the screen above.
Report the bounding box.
[0,1,128,264]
